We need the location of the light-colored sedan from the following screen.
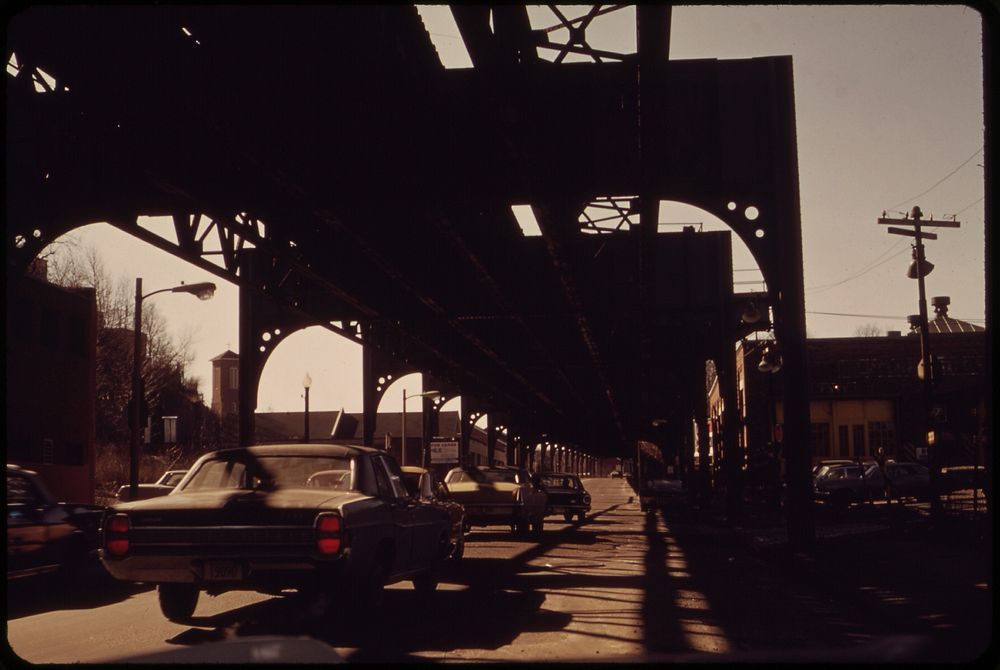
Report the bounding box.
[102,444,453,622]
[443,466,547,536]
[115,469,188,502]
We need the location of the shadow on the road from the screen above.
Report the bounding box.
[643,499,992,662]
[159,502,642,660]
[6,561,152,620]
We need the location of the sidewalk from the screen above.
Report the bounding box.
[654,492,994,663]
[664,486,991,552]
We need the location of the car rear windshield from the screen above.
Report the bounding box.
[482,470,520,484]
[540,475,580,489]
[180,455,356,492]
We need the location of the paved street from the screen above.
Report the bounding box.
[5,478,992,663]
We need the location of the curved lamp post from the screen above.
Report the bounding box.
[130,280,216,499]
[401,389,440,467]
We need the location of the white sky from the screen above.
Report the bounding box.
[38,5,986,415]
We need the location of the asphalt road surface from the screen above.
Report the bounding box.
[5,477,992,663]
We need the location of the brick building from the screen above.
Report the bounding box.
[710,298,987,471]
[5,264,98,503]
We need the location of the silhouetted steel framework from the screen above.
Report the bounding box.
[6,6,814,547]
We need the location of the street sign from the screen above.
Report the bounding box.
[430,440,459,464]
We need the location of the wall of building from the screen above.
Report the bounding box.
[719,333,985,470]
[6,275,97,503]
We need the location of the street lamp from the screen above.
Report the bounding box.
[302,373,312,443]
[130,279,216,499]
[401,389,440,466]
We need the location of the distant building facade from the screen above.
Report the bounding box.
[210,350,240,417]
[709,298,987,471]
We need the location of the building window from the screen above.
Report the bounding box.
[852,424,866,459]
[868,421,896,455]
[810,423,831,458]
[229,367,238,390]
[213,367,220,390]
[838,425,849,458]
[163,416,178,443]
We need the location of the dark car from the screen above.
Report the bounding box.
[443,466,547,536]
[100,444,453,622]
[812,463,881,511]
[7,464,106,580]
[864,462,930,502]
[639,478,687,513]
[401,465,466,559]
[116,469,188,502]
[537,473,591,521]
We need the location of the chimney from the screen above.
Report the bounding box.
[931,296,950,317]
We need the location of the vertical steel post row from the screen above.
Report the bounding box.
[635,6,669,431]
[717,345,742,523]
[421,392,433,468]
[487,420,497,466]
[459,395,472,465]
[767,57,814,551]
[361,321,377,448]
[237,250,259,447]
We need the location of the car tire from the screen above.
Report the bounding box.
[531,515,544,537]
[577,511,586,521]
[452,534,465,560]
[563,512,574,522]
[158,583,199,622]
[513,519,529,536]
[413,570,439,595]
[359,555,390,613]
[831,491,851,516]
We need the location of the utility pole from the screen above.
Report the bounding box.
[878,205,960,522]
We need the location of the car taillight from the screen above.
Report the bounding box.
[104,513,130,557]
[314,513,344,556]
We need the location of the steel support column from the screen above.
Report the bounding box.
[717,346,743,523]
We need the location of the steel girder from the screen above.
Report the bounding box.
[6,6,810,507]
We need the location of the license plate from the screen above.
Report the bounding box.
[206,561,242,581]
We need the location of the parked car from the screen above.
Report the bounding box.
[537,473,591,521]
[812,463,881,511]
[609,471,623,479]
[940,465,988,493]
[116,469,188,502]
[400,465,466,559]
[639,478,687,513]
[863,462,930,502]
[100,444,453,622]
[811,460,856,479]
[7,464,106,580]
[442,466,547,536]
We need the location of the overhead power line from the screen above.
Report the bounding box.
[884,144,984,212]
[805,245,910,294]
[808,310,984,322]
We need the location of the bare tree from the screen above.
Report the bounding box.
[46,242,201,446]
[854,323,883,338]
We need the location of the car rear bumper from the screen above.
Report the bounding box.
[545,503,590,516]
[462,504,532,526]
[101,552,347,587]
